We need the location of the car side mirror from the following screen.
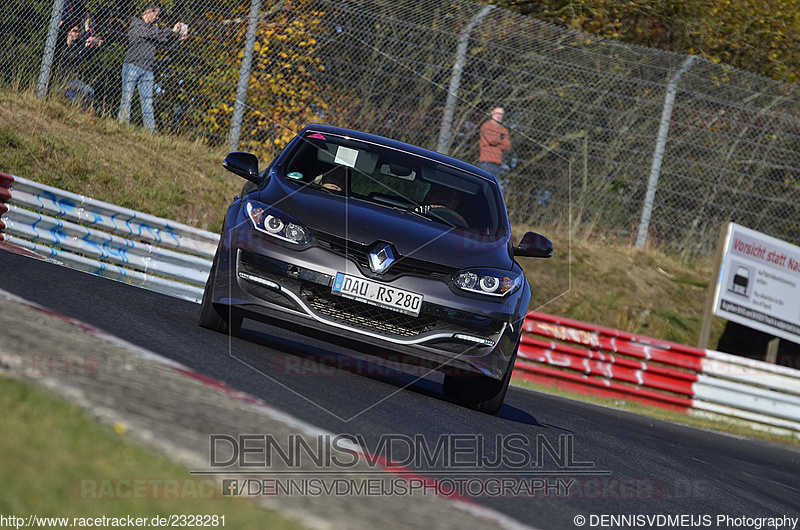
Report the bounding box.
[223,152,261,184]
[513,231,553,258]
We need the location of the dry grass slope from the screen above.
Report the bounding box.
[0,88,241,231]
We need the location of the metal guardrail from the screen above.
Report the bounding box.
[516,312,800,435]
[3,172,800,434]
[0,171,218,303]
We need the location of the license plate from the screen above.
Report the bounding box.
[332,273,423,317]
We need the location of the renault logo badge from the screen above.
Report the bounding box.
[368,243,396,274]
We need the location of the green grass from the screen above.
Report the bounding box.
[0,378,299,527]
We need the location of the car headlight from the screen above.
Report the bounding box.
[452,269,522,297]
[245,201,310,245]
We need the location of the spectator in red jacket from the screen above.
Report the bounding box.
[479,107,512,183]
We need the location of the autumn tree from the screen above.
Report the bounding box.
[177,0,329,159]
[491,0,800,83]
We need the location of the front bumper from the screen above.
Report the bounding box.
[209,240,525,380]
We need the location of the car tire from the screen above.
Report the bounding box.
[447,348,517,415]
[198,250,242,335]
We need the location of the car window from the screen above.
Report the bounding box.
[282,131,503,232]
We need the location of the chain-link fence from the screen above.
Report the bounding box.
[3,0,800,258]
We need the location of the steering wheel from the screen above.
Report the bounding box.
[428,207,468,228]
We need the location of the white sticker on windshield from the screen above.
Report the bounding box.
[334,146,359,168]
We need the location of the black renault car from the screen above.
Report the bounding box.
[199,124,553,414]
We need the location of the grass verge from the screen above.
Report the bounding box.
[0,377,299,527]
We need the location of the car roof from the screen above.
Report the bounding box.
[300,124,497,185]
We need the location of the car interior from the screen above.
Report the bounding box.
[283,135,501,232]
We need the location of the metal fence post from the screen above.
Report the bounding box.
[635,55,697,249]
[228,0,262,152]
[35,0,67,98]
[436,5,494,155]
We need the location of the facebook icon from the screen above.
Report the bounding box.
[222,479,239,496]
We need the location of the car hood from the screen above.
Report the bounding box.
[256,181,513,271]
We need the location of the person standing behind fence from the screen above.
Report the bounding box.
[117,3,188,131]
[479,107,512,187]
[55,19,103,109]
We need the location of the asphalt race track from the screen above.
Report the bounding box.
[2,248,799,529]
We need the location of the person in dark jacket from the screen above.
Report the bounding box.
[55,19,103,109]
[117,3,187,131]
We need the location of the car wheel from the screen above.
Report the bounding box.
[447,348,517,415]
[198,250,242,335]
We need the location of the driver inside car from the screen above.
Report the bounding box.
[416,184,458,210]
[415,184,466,226]
[316,165,349,193]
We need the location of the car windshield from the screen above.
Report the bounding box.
[281,130,504,232]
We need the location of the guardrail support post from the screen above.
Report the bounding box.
[766,337,780,364]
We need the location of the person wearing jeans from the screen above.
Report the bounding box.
[117,2,187,131]
[119,63,155,129]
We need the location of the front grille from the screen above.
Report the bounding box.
[312,231,455,280]
[301,282,437,337]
